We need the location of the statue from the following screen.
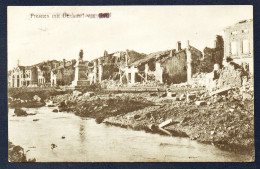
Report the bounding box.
[71,49,90,87]
[79,49,84,62]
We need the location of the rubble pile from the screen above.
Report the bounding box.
[216,63,247,89]
[50,92,154,123]
[104,76,254,154]
[100,79,124,89]
[188,72,208,87]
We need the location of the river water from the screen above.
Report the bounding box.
[8,106,252,162]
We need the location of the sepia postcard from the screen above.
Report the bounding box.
[7,6,254,162]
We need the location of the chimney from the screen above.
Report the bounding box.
[176,41,181,52]
[17,59,20,66]
[186,40,190,49]
[214,40,217,48]
[63,59,66,67]
[104,50,108,57]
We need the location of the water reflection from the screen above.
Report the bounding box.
[79,122,86,142]
[8,107,253,162]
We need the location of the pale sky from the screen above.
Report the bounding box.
[8,6,253,70]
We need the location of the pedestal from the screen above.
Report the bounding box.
[71,63,90,88]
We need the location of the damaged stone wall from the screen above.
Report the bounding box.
[55,67,75,86]
[190,46,204,75]
[161,51,187,84]
[197,35,224,73]
[223,19,253,74]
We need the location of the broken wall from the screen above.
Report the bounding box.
[102,64,119,80]
[161,51,187,84]
[190,46,203,75]
[217,62,246,88]
[63,67,75,85]
[196,36,224,73]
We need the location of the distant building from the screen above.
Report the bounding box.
[37,67,46,86]
[223,19,253,73]
[8,60,66,88]
[9,66,38,87]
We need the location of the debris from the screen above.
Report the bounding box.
[187,93,196,101]
[159,119,175,128]
[73,90,82,96]
[14,108,28,116]
[148,124,157,131]
[84,92,95,97]
[51,144,57,151]
[33,95,42,102]
[179,94,186,101]
[134,114,141,119]
[195,101,207,106]
[158,127,172,136]
[160,93,167,97]
[242,93,252,101]
[167,92,176,97]
[210,87,232,96]
[53,109,58,112]
[150,93,158,97]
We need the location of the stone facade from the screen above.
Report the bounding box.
[121,41,202,85]
[9,42,204,88]
[9,66,38,87]
[37,67,46,87]
[223,19,253,73]
[9,60,75,88]
[52,60,76,86]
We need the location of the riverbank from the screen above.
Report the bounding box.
[8,141,36,162]
[47,82,254,156]
[8,87,72,108]
[8,79,254,157]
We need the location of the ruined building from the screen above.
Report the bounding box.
[88,41,202,85]
[122,41,202,84]
[197,35,224,73]
[223,19,253,73]
[87,50,147,84]
[51,59,77,86]
[9,41,204,88]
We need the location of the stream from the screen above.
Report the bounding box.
[8,106,252,162]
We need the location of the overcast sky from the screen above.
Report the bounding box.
[8,6,253,70]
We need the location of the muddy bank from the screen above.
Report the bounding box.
[8,141,36,162]
[48,84,254,156]
[51,92,154,123]
[8,87,72,108]
[8,87,72,100]
[104,87,254,155]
